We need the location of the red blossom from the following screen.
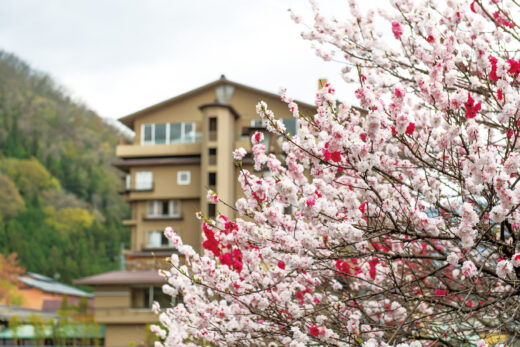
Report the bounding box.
[405,122,416,135]
[359,201,367,214]
[489,56,499,82]
[464,93,481,118]
[507,59,520,76]
[335,259,351,275]
[277,261,285,270]
[392,21,403,39]
[309,324,323,337]
[435,289,448,296]
[470,0,477,13]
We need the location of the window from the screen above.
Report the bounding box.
[131,287,150,309]
[143,124,153,144]
[141,123,196,145]
[208,172,216,187]
[170,122,195,144]
[154,123,167,144]
[177,170,191,185]
[147,200,181,218]
[147,231,172,248]
[135,171,153,190]
[209,148,217,165]
[251,119,267,128]
[281,118,298,136]
[209,117,217,141]
[131,287,174,309]
[209,117,217,131]
[208,204,216,218]
[125,174,131,190]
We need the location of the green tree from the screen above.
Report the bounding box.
[0,173,24,220]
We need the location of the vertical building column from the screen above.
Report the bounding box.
[199,105,236,219]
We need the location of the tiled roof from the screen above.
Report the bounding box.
[20,272,93,298]
[74,270,164,285]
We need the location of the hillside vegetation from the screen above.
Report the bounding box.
[0,50,129,284]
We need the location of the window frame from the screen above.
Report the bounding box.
[125,174,131,190]
[135,171,153,191]
[146,200,181,218]
[177,170,191,185]
[146,230,173,249]
[251,119,267,128]
[141,122,196,145]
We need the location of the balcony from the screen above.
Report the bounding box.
[94,306,157,324]
[119,184,154,195]
[140,242,177,252]
[122,219,137,226]
[116,141,202,158]
[142,213,183,222]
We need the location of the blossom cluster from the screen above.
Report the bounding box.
[152,0,520,345]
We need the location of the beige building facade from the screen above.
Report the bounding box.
[75,76,316,346]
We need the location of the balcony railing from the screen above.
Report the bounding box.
[140,243,177,252]
[119,183,155,194]
[141,213,183,221]
[93,306,157,324]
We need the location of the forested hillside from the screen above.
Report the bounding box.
[0,50,129,284]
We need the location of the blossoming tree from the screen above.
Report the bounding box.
[153,0,520,345]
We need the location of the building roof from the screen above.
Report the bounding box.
[41,298,94,312]
[118,75,317,128]
[19,273,93,298]
[0,305,57,321]
[74,270,164,286]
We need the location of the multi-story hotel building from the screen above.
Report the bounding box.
[75,76,317,346]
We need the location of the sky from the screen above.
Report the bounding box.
[0,0,358,121]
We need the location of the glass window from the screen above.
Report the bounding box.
[147,200,180,218]
[170,123,182,143]
[162,201,169,215]
[208,172,216,186]
[147,231,162,248]
[147,201,155,216]
[170,200,180,217]
[125,174,131,190]
[184,123,194,142]
[208,204,216,218]
[153,287,172,308]
[209,117,217,131]
[251,119,267,128]
[135,171,153,190]
[282,118,298,136]
[155,123,167,144]
[143,124,153,144]
[177,171,191,185]
[147,231,172,248]
[131,287,150,309]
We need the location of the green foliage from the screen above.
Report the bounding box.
[8,315,21,344]
[0,173,24,220]
[27,313,45,345]
[0,50,130,284]
[0,158,60,198]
